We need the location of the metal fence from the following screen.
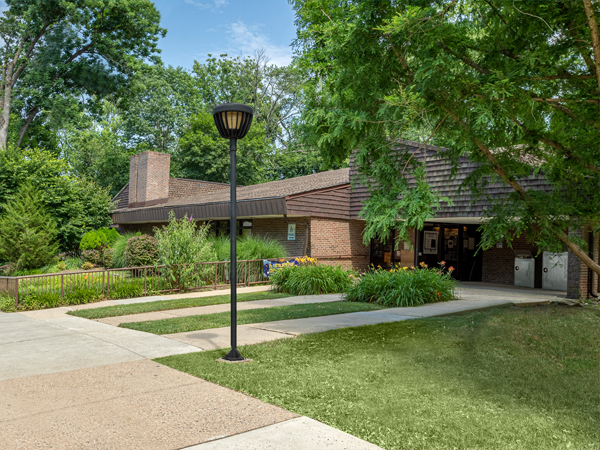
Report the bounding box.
[0,258,299,309]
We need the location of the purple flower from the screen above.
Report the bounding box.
[190,215,193,221]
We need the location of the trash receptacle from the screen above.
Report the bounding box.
[542,252,568,291]
[514,250,535,288]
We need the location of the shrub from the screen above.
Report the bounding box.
[270,262,355,295]
[57,261,66,271]
[110,232,141,268]
[212,234,288,261]
[124,235,158,267]
[79,228,119,267]
[79,228,120,251]
[81,261,94,270]
[345,262,458,307]
[154,212,216,290]
[0,182,60,270]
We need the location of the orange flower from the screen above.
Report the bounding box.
[440,261,446,265]
[448,266,455,272]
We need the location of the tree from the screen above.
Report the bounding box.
[291,0,600,277]
[59,99,135,197]
[0,147,114,251]
[193,52,336,179]
[177,110,270,185]
[0,182,59,269]
[0,0,165,149]
[122,64,204,154]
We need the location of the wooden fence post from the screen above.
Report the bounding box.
[15,278,19,309]
[144,267,147,294]
[61,274,64,300]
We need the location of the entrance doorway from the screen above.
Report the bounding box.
[417,224,483,281]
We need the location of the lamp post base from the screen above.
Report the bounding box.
[220,348,246,362]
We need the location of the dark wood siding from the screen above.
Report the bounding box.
[112,184,129,209]
[350,141,553,220]
[286,185,350,220]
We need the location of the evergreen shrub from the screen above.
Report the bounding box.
[345,262,458,307]
[111,232,141,268]
[0,182,60,271]
[124,235,158,267]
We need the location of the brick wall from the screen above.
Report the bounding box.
[481,235,539,285]
[310,218,369,271]
[572,228,600,299]
[128,152,170,207]
[252,217,311,257]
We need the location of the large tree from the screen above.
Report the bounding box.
[0,0,165,149]
[292,0,600,276]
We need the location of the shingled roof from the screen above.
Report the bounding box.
[112,168,351,223]
[350,140,553,220]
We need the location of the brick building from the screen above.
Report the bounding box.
[111,148,598,299]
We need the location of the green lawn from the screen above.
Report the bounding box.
[67,291,291,320]
[156,305,600,450]
[121,301,386,334]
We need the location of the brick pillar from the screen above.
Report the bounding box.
[128,151,170,207]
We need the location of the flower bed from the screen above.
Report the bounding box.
[345,261,458,306]
[269,258,356,295]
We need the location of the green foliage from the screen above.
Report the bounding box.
[80,228,119,251]
[291,0,600,268]
[110,232,140,268]
[154,212,217,290]
[0,147,114,251]
[177,110,271,185]
[0,182,59,270]
[124,235,158,267]
[270,263,355,295]
[212,234,288,261]
[345,263,458,307]
[81,261,94,270]
[0,0,166,149]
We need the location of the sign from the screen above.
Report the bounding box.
[423,231,438,255]
[287,223,296,240]
[263,259,299,278]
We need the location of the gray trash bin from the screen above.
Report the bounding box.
[514,250,535,288]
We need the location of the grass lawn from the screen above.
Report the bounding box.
[156,305,600,450]
[121,301,386,334]
[67,291,292,320]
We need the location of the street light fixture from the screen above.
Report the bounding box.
[212,103,253,362]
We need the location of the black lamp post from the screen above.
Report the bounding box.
[212,103,253,362]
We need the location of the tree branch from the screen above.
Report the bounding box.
[583,0,600,96]
[16,106,39,148]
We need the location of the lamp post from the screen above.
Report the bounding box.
[212,103,253,361]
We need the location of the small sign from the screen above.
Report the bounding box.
[496,242,503,248]
[423,231,438,255]
[263,258,299,278]
[287,223,296,240]
[403,242,410,250]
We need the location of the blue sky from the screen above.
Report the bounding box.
[153,0,298,68]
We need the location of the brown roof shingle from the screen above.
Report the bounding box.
[115,168,350,212]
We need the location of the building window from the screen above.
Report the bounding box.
[211,220,252,237]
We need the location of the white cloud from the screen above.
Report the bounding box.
[185,0,228,13]
[226,21,292,66]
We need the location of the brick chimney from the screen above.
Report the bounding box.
[128,151,170,208]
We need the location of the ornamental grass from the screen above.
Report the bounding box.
[345,261,458,307]
[269,258,355,295]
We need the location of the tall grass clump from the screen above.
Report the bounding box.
[110,232,140,268]
[270,259,355,295]
[345,262,458,307]
[212,234,287,261]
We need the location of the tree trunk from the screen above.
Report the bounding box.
[0,61,15,150]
